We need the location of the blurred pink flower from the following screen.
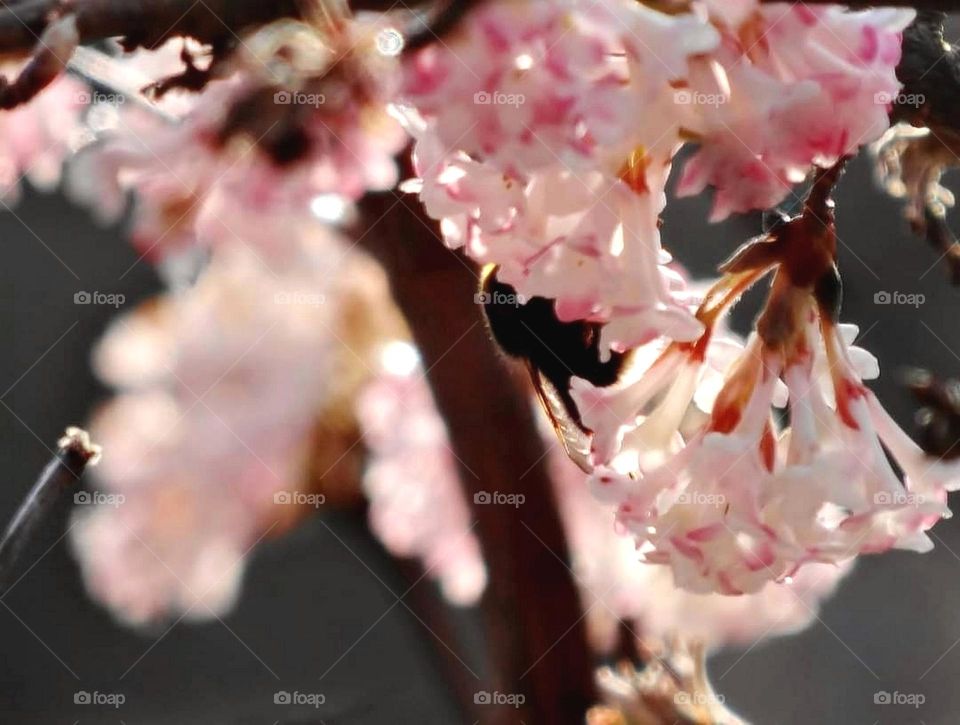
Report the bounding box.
[0,64,85,204]
[70,227,354,626]
[357,341,488,606]
[354,338,850,648]
[66,19,406,260]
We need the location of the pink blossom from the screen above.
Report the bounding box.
[0,65,85,204]
[579,303,957,594]
[551,436,849,652]
[67,18,406,260]
[401,0,915,358]
[405,122,703,353]
[357,338,849,644]
[399,0,728,353]
[678,4,914,219]
[70,229,354,626]
[357,342,488,606]
[403,0,717,175]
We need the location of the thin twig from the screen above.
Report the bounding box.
[0,427,100,596]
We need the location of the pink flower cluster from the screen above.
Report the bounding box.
[0,64,85,204]
[680,3,914,219]
[357,342,488,606]
[355,339,849,646]
[400,0,716,352]
[397,0,938,596]
[551,430,850,652]
[401,0,911,353]
[21,0,935,615]
[67,18,407,261]
[578,306,957,594]
[70,229,351,626]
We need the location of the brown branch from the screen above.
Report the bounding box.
[0,0,954,108]
[0,427,99,596]
[774,0,960,5]
[395,558,482,723]
[0,0,954,57]
[0,0,301,52]
[356,185,596,725]
[0,0,478,55]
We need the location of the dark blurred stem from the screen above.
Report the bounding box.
[356,188,596,725]
[395,559,481,722]
[0,0,952,56]
[0,428,99,596]
[760,0,960,5]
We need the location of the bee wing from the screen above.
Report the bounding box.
[529,365,593,474]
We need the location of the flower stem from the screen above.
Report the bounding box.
[0,428,99,596]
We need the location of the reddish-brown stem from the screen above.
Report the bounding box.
[356,187,596,725]
[0,0,953,56]
[394,557,482,722]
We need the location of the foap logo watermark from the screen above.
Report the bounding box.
[874,491,928,507]
[273,90,326,107]
[874,690,926,708]
[675,491,726,507]
[274,690,326,708]
[474,491,525,508]
[674,692,726,707]
[474,691,526,708]
[474,91,525,107]
[76,90,126,106]
[874,91,925,108]
[874,290,925,308]
[74,491,125,508]
[74,691,125,708]
[474,290,527,307]
[74,290,125,308]
[274,491,326,508]
[274,290,326,307]
[673,89,727,108]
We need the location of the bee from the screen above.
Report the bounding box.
[480,265,630,472]
[906,368,960,460]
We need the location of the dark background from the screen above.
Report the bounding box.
[0,149,958,725]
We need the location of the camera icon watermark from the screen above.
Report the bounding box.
[74,290,126,308]
[874,91,925,108]
[74,490,125,508]
[873,290,925,308]
[273,90,326,107]
[273,491,326,508]
[474,91,525,107]
[274,690,326,708]
[474,690,526,708]
[76,90,126,106]
[474,290,526,306]
[473,491,525,508]
[674,692,726,707]
[74,691,125,708]
[673,89,727,108]
[874,490,928,507]
[675,491,726,507]
[874,690,926,708]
